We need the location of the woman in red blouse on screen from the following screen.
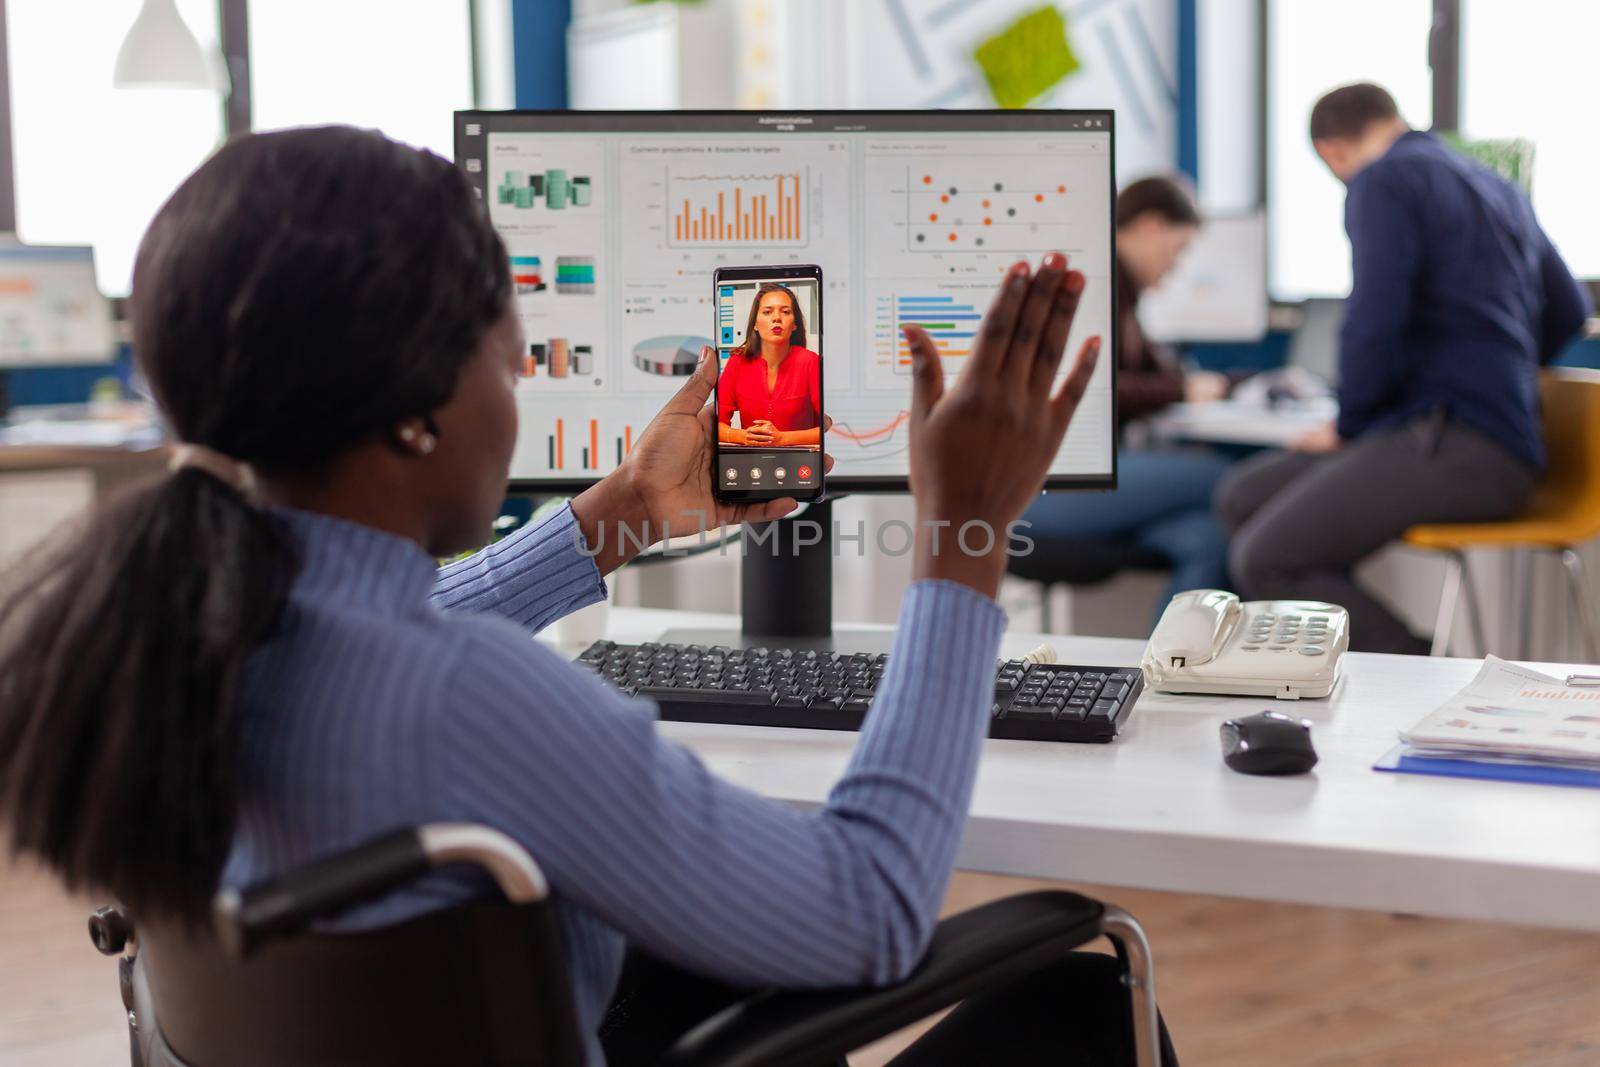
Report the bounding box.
[717,283,822,449]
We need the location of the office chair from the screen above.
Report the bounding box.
[90,823,1163,1067]
[1405,369,1600,659]
[1007,534,1169,632]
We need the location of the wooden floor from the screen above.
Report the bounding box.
[4,858,1600,1066]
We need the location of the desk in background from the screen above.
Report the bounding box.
[0,404,167,565]
[547,607,1600,933]
[1146,398,1335,450]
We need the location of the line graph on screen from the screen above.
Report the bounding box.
[829,411,911,463]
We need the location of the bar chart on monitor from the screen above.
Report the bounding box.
[664,167,811,248]
[523,413,640,476]
[876,292,983,375]
[864,281,996,390]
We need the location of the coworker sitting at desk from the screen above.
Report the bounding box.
[1216,82,1591,654]
[1021,176,1233,611]
[716,283,821,450]
[0,129,1176,1065]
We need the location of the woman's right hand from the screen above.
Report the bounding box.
[744,420,779,445]
[903,253,1101,598]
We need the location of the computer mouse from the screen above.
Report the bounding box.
[1220,710,1318,776]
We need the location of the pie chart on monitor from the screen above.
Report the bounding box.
[632,335,711,377]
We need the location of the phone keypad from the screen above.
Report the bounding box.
[1240,612,1336,654]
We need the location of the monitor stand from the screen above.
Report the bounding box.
[659,499,896,653]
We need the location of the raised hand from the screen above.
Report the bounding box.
[904,253,1101,597]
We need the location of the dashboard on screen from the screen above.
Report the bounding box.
[455,110,1117,491]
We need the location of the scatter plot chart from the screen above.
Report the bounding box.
[900,165,1075,253]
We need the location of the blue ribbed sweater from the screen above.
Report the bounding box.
[221,503,1006,1065]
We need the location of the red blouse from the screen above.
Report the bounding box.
[716,346,822,433]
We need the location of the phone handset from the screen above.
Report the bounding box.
[1147,589,1241,671]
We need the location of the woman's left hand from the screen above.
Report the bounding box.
[571,347,833,573]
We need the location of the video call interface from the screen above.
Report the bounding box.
[714,274,823,493]
[454,111,1116,488]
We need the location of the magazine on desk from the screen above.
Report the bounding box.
[1397,656,1600,769]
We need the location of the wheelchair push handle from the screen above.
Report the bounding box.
[88,905,135,955]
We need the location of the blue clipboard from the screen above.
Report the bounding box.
[1374,744,1600,791]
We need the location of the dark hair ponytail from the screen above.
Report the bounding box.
[0,126,510,920]
[0,472,294,918]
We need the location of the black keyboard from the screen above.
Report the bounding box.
[575,640,1144,743]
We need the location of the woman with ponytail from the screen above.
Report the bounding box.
[0,127,1172,1064]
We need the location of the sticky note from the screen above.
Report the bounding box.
[974,6,1080,110]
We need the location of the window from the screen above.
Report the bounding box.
[1460,1,1600,277]
[247,0,474,160]
[6,1,479,296]
[8,0,224,296]
[1265,0,1434,299]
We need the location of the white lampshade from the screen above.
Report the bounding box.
[113,0,224,91]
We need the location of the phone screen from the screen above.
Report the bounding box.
[712,264,825,502]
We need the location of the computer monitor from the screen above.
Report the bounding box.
[0,245,116,368]
[1136,211,1269,344]
[454,110,1118,494]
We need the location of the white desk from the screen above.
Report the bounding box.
[1146,399,1334,449]
[548,607,1600,932]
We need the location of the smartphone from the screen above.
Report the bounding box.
[712,264,826,503]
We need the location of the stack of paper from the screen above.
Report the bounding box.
[1401,657,1600,765]
[1376,658,1600,789]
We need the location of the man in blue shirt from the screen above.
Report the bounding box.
[1217,82,1590,654]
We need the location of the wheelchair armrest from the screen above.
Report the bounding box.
[215,829,430,959]
[214,823,549,959]
[659,890,1108,1067]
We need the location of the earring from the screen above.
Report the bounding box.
[418,435,437,455]
[399,426,417,442]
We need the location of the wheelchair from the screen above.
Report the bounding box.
[90,822,1163,1066]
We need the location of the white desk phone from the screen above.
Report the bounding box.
[1141,590,1350,699]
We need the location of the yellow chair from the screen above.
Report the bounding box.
[1404,368,1600,659]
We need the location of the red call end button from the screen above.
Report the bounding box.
[797,465,813,480]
